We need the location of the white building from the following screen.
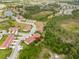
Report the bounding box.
[0,34,2,40]
[0,31,3,40]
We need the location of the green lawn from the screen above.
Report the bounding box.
[0,35,8,45]
[0,18,17,30]
[0,48,12,59]
[19,42,41,59]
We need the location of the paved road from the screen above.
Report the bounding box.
[55,3,79,15]
[7,17,36,59]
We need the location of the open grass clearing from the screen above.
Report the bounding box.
[0,48,12,59]
[60,19,79,33]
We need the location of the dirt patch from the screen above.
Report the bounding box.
[59,19,79,43]
[61,21,79,33]
[38,48,66,59]
[16,23,32,32]
[50,54,65,59]
[48,15,53,19]
[35,21,46,33]
[38,48,51,59]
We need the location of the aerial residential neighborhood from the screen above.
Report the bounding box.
[0,0,79,59]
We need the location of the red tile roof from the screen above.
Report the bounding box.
[24,33,41,45]
[0,34,14,49]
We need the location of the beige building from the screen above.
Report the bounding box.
[0,4,6,17]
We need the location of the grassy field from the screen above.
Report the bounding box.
[0,18,17,30]
[61,21,79,33]
[0,35,8,45]
[0,5,79,59]
[18,8,79,59]
[19,42,42,59]
[43,13,79,59]
[0,48,12,59]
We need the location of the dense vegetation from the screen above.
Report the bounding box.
[72,9,79,17]
[0,3,79,59]
[19,6,79,59]
[0,48,12,59]
[23,5,41,19]
[23,4,57,21]
[43,14,79,59]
